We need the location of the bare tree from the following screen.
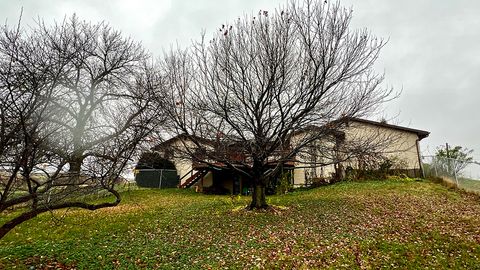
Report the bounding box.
[0,16,161,239]
[434,145,474,176]
[160,0,394,209]
[37,16,154,176]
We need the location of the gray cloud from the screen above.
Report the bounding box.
[1,0,478,159]
[342,0,480,159]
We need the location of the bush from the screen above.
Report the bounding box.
[136,152,176,170]
[267,170,293,195]
[275,172,294,194]
[344,158,415,181]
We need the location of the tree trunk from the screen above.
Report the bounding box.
[68,155,83,184]
[68,157,82,174]
[249,184,268,209]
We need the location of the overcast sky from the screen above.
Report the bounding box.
[1,0,479,160]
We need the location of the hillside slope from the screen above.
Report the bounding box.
[1,180,480,269]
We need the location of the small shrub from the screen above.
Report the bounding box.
[310,177,330,188]
[386,175,402,181]
[267,170,293,195]
[277,172,294,195]
[344,158,415,182]
[386,174,419,182]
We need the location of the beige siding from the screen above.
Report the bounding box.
[203,172,213,187]
[174,158,193,184]
[290,121,422,184]
[293,168,306,186]
[194,171,213,189]
[343,122,421,170]
[291,133,338,185]
[156,139,197,185]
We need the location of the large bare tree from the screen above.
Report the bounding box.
[160,0,394,209]
[0,16,161,239]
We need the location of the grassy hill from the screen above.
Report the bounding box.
[1,180,480,269]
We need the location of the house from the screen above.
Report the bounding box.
[152,118,429,194]
[291,118,429,186]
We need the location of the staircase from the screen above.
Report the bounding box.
[179,169,208,189]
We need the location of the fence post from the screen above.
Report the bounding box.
[158,169,163,189]
[420,156,425,178]
[452,159,459,186]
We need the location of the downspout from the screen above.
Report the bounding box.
[416,138,424,178]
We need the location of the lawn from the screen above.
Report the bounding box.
[1,180,480,269]
[458,178,480,194]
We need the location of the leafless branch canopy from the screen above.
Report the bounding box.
[160,0,393,180]
[0,15,162,238]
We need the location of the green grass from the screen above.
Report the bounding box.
[1,180,480,269]
[458,178,480,193]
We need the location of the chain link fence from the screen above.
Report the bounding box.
[134,169,179,188]
[422,155,480,193]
